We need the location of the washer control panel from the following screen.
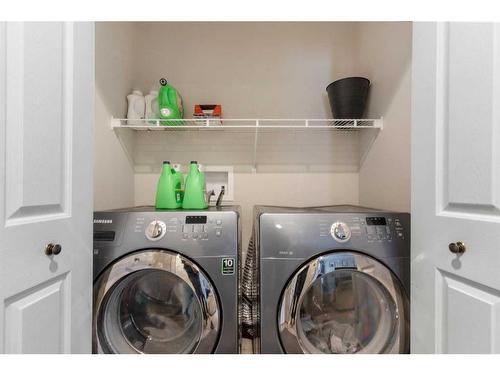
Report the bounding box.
[330,222,351,243]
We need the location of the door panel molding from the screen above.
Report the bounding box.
[439,202,500,223]
[436,23,500,222]
[4,22,73,227]
[435,268,500,353]
[4,272,71,353]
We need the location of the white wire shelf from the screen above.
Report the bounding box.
[111,118,383,131]
[110,117,383,173]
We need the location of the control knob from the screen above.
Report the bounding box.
[145,220,166,241]
[331,222,351,243]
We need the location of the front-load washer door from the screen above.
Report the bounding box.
[93,250,220,354]
[278,252,409,354]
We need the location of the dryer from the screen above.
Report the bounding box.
[92,206,240,354]
[255,205,409,354]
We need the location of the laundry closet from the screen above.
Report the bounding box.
[2,19,499,356]
[94,22,412,247]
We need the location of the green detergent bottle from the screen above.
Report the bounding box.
[182,161,208,209]
[155,161,183,209]
[158,78,183,125]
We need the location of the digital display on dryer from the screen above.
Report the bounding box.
[366,217,387,226]
[186,215,207,224]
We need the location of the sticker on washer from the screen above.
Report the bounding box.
[221,258,236,275]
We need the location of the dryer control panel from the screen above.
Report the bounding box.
[364,216,405,242]
[259,207,410,263]
[319,215,406,243]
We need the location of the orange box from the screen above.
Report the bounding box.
[193,104,222,118]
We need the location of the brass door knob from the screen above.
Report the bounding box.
[45,243,62,256]
[448,241,466,254]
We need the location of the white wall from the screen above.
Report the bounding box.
[94,22,136,210]
[134,22,358,118]
[355,22,412,212]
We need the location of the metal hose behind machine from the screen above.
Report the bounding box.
[240,232,259,341]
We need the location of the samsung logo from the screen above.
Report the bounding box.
[94,219,112,224]
[278,250,294,256]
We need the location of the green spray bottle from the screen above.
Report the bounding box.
[182,161,208,209]
[155,161,184,209]
[158,78,183,125]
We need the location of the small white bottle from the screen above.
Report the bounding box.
[145,90,159,124]
[126,90,145,125]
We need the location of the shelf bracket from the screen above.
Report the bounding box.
[252,120,260,173]
[377,117,384,130]
[110,117,121,130]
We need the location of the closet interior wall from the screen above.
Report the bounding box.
[94,22,136,210]
[355,22,412,213]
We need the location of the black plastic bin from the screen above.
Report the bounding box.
[326,77,370,119]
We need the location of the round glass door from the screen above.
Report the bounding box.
[278,252,408,354]
[93,250,220,354]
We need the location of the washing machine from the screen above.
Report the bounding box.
[255,205,410,354]
[92,206,240,354]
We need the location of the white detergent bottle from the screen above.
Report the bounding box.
[145,90,159,124]
[126,90,145,125]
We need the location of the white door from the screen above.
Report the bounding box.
[0,22,94,353]
[412,22,500,353]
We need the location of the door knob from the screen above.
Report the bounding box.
[448,241,466,254]
[45,243,62,256]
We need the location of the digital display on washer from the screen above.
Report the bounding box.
[366,217,387,226]
[185,215,207,224]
